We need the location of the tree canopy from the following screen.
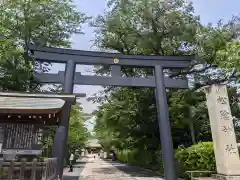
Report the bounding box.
[0,0,89,91]
[92,0,240,157]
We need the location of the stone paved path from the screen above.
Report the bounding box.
[63,158,87,180]
[79,156,164,180]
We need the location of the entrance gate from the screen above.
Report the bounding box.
[30,45,192,180]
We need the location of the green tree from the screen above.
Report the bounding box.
[92,0,240,171]
[42,85,89,157]
[216,41,240,81]
[0,0,89,91]
[68,104,89,152]
[42,104,89,157]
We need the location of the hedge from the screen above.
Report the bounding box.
[116,142,216,177]
[175,142,216,171]
[117,149,163,172]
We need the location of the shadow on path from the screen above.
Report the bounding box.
[63,176,79,180]
[102,160,161,178]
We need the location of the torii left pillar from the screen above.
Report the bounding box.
[53,60,75,179]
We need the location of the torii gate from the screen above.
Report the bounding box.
[30,45,192,180]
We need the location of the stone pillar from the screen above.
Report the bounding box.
[85,149,88,156]
[103,152,107,159]
[81,149,85,157]
[204,85,240,178]
[0,126,4,153]
[0,0,8,5]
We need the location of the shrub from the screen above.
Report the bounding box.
[117,149,150,165]
[117,149,164,173]
[175,142,216,171]
[117,142,216,179]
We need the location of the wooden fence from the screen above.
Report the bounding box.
[0,158,58,180]
[0,0,8,5]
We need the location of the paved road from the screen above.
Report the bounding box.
[77,156,163,180]
[62,155,186,180]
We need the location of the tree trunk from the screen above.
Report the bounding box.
[189,121,196,144]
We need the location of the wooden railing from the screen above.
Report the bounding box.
[0,158,58,180]
[42,158,58,180]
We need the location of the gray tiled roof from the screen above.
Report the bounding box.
[0,97,65,110]
[86,139,101,148]
[0,92,76,113]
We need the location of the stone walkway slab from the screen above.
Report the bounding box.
[79,156,164,180]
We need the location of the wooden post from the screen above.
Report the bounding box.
[30,159,37,180]
[8,160,14,180]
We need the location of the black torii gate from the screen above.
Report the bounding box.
[30,45,192,180]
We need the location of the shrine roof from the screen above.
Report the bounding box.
[0,92,76,114]
[86,139,102,148]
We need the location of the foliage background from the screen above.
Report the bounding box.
[1,0,240,177]
[92,0,240,177]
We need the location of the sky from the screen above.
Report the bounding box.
[49,0,240,131]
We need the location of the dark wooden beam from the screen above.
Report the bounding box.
[35,72,188,89]
[29,45,192,68]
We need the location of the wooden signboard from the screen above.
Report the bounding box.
[0,123,43,156]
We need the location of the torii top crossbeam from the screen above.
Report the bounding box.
[30,45,192,89]
[29,45,192,68]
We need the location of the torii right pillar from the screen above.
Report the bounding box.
[204,84,240,180]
